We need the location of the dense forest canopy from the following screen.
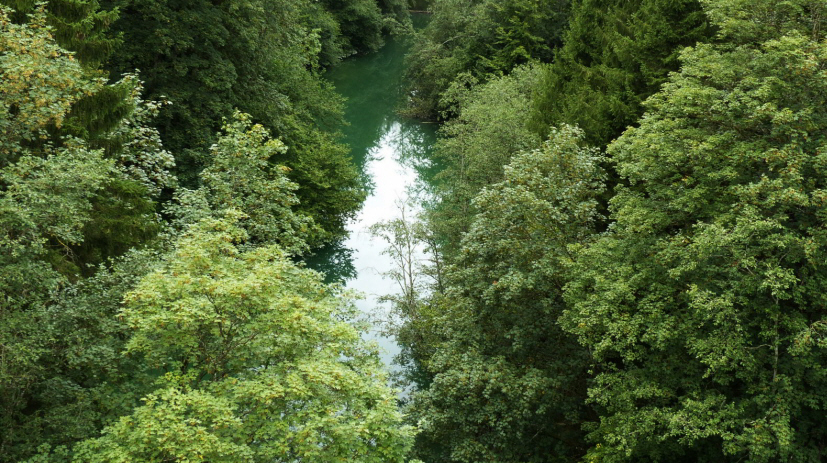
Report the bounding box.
[0,0,413,460]
[396,0,827,462]
[3,0,827,461]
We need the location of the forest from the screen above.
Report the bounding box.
[2,0,827,462]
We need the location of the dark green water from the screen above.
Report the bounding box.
[327,25,439,200]
[308,21,437,367]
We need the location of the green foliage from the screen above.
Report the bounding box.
[103,0,365,244]
[429,64,543,251]
[1,0,119,68]
[169,112,319,254]
[72,216,415,462]
[0,142,114,461]
[531,0,713,147]
[0,7,102,162]
[563,1,827,460]
[279,124,366,248]
[5,249,162,462]
[1,1,417,462]
[320,0,389,56]
[410,126,604,462]
[404,0,568,119]
[1,8,171,271]
[0,9,169,460]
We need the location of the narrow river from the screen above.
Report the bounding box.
[309,23,437,369]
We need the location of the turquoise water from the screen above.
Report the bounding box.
[309,23,437,368]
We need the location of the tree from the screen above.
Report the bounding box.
[563,1,827,460]
[531,0,712,148]
[403,0,567,119]
[103,0,364,245]
[1,0,118,68]
[428,64,543,252]
[410,126,605,462]
[0,9,171,460]
[169,112,320,254]
[72,215,416,462]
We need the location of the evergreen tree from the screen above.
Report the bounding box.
[404,0,568,119]
[531,0,712,148]
[0,0,118,68]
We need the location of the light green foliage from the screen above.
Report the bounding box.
[429,64,543,251]
[531,0,712,148]
[74,216,415,462]
[410,126,604,462]
[369,201,444,389]
[563,1,827,461]
[404,0,567,119]
[1,0,119,68]
[103,76,176,198]
[0,7,102,161]
[170,112,319,253]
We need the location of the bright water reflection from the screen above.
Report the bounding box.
[307,25,437,369]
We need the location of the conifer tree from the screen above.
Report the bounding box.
[531,0,712,148]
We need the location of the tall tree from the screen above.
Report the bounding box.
[564,1,827,460]
[531,0,712,148]
[168,111,320,253]
[428,64,543,252]
[72,216,415,462]
[0,8,172,460]
[403,0,568,119]
[410,126,605,462]
[104,0,365,244]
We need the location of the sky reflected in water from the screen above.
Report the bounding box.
[308,26,437,370]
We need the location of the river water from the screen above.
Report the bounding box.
[308,24,437,369]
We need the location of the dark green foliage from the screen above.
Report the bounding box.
[0,12,170,460]
[320,0,387,55]
[531,0,713,147]
[282,128,366,246]
[103,0,366,244]
[404,0,568,119]
[563,1,827,460]
[3,249,161,461]
[410,126,604,462]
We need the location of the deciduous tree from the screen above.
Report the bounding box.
[564,1,827,460]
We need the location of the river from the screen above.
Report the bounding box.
[308,21,437,370]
